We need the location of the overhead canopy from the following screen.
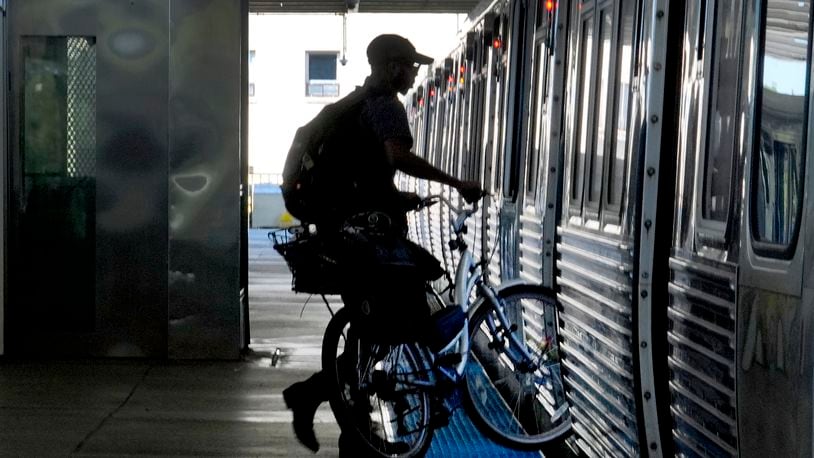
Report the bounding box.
[249,0,485,14]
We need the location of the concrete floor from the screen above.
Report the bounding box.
[0,229,543,457]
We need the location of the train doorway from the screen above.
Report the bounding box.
[244,12,466,355]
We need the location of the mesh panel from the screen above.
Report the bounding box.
[66,37,96,178]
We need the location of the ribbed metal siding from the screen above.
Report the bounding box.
[556,226,639,457]
[668,257,738,458]
[518,210,544,284]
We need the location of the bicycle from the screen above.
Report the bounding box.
[320,194,572,457]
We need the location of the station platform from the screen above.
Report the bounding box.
[0,229,544,457]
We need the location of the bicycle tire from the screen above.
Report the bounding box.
[322,307,435,457]
[463,283,572,449]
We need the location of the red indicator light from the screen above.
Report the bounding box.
[460,65,466,73]
[448,75,454,83]
[493,38,501,48]
[429,88,436,97]
[546,0,555,11]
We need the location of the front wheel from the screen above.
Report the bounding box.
[463,283,572,449]
[322,307,435,457]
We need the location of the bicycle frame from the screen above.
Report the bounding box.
[432,195,541,381]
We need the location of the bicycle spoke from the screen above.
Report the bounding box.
[463,286,572,447]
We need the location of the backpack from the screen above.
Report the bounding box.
[281,87,369,223]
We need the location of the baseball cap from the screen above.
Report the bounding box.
[366,34,434,66]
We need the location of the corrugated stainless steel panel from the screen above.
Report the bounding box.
[556,227,639,457]
[168,0,243,359]
[567,383,638,456]
[518,210,543,284]
[671,406,738,456]
[559,329,634,382]
[667,254,738,457]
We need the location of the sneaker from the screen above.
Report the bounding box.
[282,381,321,453]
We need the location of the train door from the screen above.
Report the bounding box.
[518,0,566,287]
[667,1,746,456]
[736,1,814,456]
[481,7,509,282]
[556,0,667,455]
[439,53,465,276]
[462,21,489,262]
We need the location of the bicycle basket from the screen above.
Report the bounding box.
[270,228,343,295]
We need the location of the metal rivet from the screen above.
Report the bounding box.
[644,391,651,400]
[641,272,649,279]
[647,167,656,176]
[550,167,557,173]
[650,442,658,450]
[657,10,664,18]
[644,219,652,229]
[548,203,554,209]
[650,114,659,123]
[641,289,648,298]
[654,63,662,71]
[641,341,648,348]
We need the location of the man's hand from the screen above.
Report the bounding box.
[457,181,485,204]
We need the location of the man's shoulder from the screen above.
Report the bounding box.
[363,92,404,116]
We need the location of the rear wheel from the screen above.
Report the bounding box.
[463,284,572,449]
[322,307,434,457]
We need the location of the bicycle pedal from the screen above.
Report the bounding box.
[430,405,451,428]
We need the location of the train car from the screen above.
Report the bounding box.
[405,0,814,456]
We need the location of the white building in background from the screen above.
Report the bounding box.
[248,13,465,179]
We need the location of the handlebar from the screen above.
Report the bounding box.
[416,193,485,236]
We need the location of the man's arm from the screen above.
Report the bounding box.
[385,139,484,202]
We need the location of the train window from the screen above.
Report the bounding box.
[23,36,97,177]
[471,77,486,182]
[587,9,613,207]
[701,1,739,225]
[606,0,637,213]
[526,0,554,202]
[750,0,811,256]
[492,60,507,193]
[527,44,547,201]
[570,15,594,211]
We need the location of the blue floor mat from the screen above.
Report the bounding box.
[426,406,543,458]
